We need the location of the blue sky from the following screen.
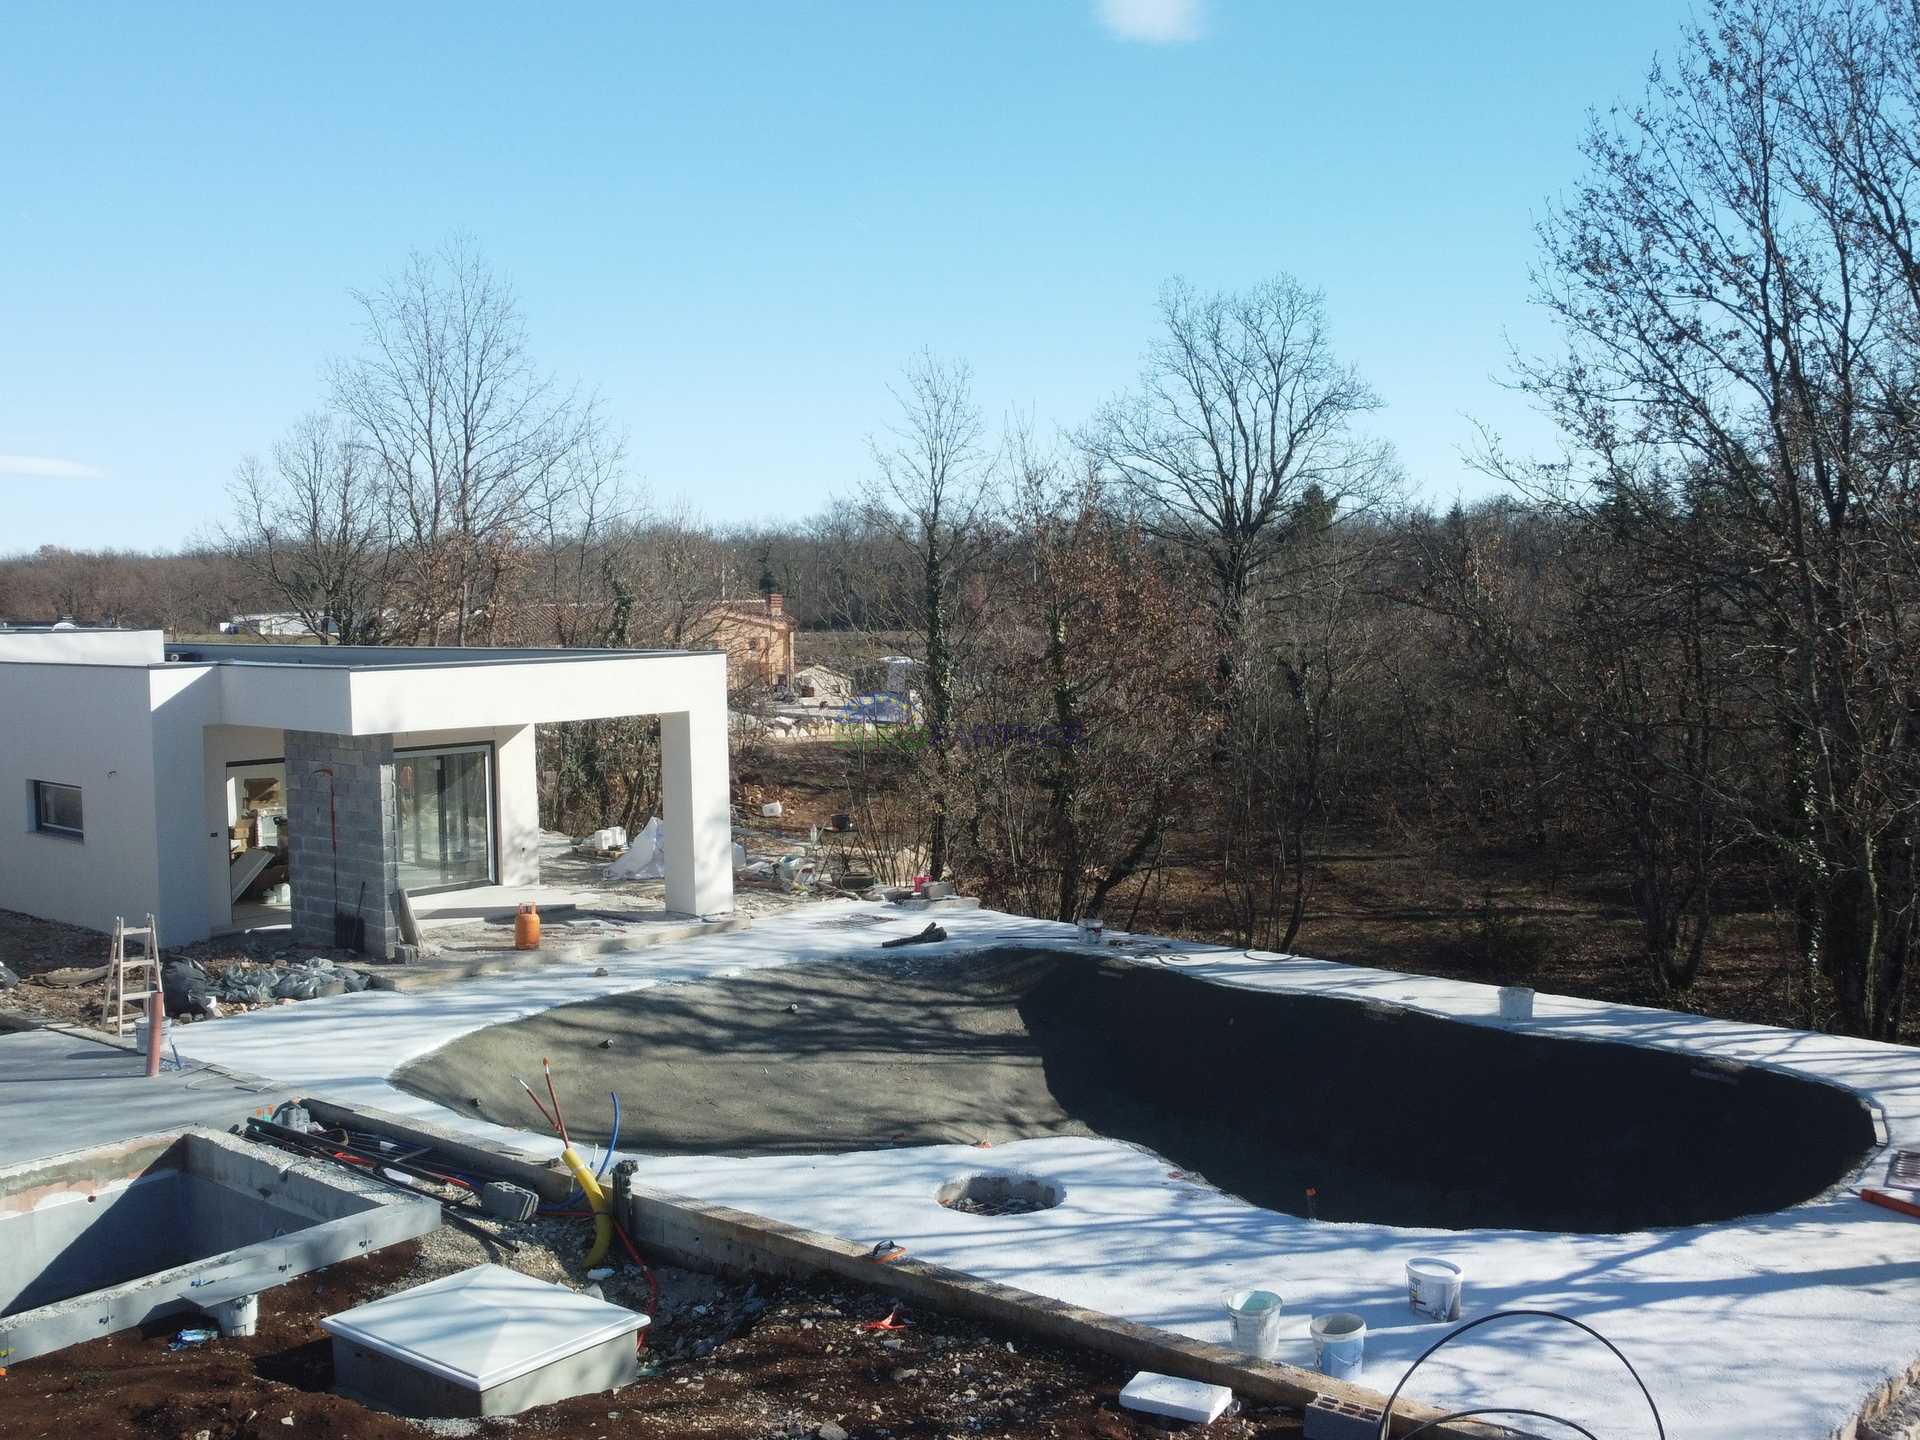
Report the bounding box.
[0,1,1695,552]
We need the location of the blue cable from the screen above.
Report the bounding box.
[597,1092,620,1178]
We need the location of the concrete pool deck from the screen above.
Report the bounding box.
[153,901,1920,1440]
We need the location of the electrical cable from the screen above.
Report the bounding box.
[515,1075,558,1131]
[240,1119,519,1252]
[1373,1309,1665,1440]
[609,1214,661,1314]
[543,1057,570,1147]
[597,1092,621,1178]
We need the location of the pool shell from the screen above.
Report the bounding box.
[398,948,1877,1233]
[0,1127,441,1363]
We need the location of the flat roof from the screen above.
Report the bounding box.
[167,643,697,670]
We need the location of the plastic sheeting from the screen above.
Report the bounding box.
[604,816,665,880]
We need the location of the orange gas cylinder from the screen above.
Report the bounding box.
[514,902,541,950]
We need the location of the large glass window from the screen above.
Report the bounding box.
[33,781,82,838]
[396,745,495,893]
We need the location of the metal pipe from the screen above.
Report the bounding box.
[144,983,162,1077]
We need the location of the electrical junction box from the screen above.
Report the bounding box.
[321,1263,648,1417]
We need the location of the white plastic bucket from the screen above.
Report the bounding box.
[1223,1289,1284,1360]
[134,1013,167,1050]
[1498,986,1534,1020]
[1310,1312,1366,1379]
[1407,1257,1463,1321]
[1078,916,1105,943]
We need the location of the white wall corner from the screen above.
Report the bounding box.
[494,725,540,887]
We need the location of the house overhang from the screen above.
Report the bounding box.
[192,647,727,736]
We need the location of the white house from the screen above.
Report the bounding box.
[0,630,733,952]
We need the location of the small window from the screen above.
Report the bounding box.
[33,781,83,839]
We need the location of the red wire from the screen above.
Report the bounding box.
[516,1076,560,1132]
[611,1216,662,1316]
[549,1210,661,1318]
[543,1058,570,1147]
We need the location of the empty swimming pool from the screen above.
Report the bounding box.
[395,948,1876,1233]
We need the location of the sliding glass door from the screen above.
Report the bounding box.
[396,745,495,893]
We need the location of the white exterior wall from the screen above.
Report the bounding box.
[0,631,163,666]
[0,644,732,943]
[493,725,539,887]
[147,665,224,946]
[0,663,163,936]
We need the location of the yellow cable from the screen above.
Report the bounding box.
[561,1146,614,1266]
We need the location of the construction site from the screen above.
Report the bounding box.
[1,622,1918,1440]
[20,3,1920,1435]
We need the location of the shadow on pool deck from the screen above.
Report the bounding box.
[393,948,1876,1233]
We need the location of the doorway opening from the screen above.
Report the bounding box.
[226,758,288,926]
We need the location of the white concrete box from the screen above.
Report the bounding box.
[322,1263,648,1417]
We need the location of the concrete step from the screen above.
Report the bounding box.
[363,915,752,993]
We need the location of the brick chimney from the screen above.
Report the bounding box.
[767,592,784,616]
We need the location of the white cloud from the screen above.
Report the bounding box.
[0,455,110,480]
[1096,0,1203,43]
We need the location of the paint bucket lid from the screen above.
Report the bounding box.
[1224,1289,1281,1315]
[1406,1257,1461,1280]
[1311,1311,1366,1339]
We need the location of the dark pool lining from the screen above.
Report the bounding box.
[1021,956,1876,1231]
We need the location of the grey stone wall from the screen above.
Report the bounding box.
[284,731,399,958]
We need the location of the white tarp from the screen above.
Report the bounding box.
[604,817,664,880]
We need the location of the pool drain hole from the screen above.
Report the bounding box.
[936,1172,1063,1216]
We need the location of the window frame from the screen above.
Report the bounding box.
[31,780,84,840]
[392,741,498,893]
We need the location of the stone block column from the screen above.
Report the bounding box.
[285,730,400,958]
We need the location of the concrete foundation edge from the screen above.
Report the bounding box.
[0,1127,441,1365]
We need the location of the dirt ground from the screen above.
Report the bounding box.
[0,909,292,1032]
[0,1219,1302,1440]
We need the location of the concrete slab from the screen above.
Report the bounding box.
[0,1027,292,1168]
[364,914,753,993]
[157,902,1920,1440]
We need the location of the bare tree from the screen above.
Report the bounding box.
[526,406,633,647]
[1086,276,1395,698]
[329,238,582,644]
[224,412,391,643]
[1528,0,1920,1037]
[952,431,1209,921]
[864,351,1000,879]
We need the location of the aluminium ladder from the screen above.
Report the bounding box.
[103,914,160,1037]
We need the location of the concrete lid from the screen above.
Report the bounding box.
[319,1264,647,1392]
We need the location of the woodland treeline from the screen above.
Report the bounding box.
[9,0,1920,1040]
